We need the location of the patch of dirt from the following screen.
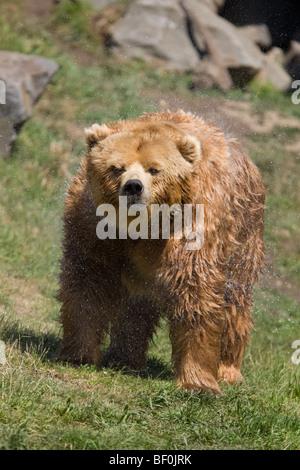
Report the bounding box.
[285,139,300,154]
[259,274,300,304]
[56,39,102,67]
[146,90,300,139]
[223,103,300,134]
[258,253,300,304]
[23,0,55,20]
[45,370,97,391]
[144,91,250,141]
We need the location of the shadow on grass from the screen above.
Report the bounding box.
[0,316,173,381]
[100,355,173,381]
[0,316,61,363]
[145,356,173,380]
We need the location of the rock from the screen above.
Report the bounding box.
[238,24,272,51]
[285,40,300,80]
[180,0,264,86]
[0,341,6,366]
[93,3,127,46]
[0,51,58,158]
[197,0,225,13]
[221,0,300,51]
[110,0,200,71]
[181,1,232,91]
[256,52,292,91]
[267,46,285,65]
[191,59,233,92]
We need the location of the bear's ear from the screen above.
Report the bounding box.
[85,123,112,150]
[177,135,201,166]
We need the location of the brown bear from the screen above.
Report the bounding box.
[58,110,265,394]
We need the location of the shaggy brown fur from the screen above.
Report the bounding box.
[58,110,265,394]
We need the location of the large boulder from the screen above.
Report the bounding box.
[0,340,6,366]
[110,0,200,71]
[199,0,225,12]
[190,59,233,92]
[256,47,292,91]
[181,0,265,86]
[238,24,272,51]
[221,0,300,51]
[0,51,58,158]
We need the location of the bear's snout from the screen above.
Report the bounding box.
[122,179,144,197]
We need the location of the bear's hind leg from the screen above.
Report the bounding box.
[218,302,253,385]
[219,231,264,384]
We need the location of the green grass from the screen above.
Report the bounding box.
[0,300,299,450]
[0,0,299,450]
[248,127,300,282]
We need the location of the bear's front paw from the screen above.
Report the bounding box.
[60,343,101,367]
[176,373,222,395]
[218,365,244,385]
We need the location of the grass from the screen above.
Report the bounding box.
[0,0,299,450]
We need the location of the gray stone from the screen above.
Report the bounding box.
[180,0,265,86]
[256,52,292,91]
[191,59,233,91]
[197,0,225,13]
[0,341,6,366]
[0,51,58,158]
[238,24,272,51]
[181,0,233,91]
[110,0,200,71]
[267,47,285,65]
[220,0,300,51]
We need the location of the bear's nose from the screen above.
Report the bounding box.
[123,179,144,196]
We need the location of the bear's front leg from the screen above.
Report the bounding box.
[60,299,109,366]
[169,316,223,394]
[58,255,117,367]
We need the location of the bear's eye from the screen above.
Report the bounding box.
[148,168,159,176]
[110,166,125,176]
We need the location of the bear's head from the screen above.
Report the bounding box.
[85,121,201,212]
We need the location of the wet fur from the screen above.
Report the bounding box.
[58,110,265,393]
